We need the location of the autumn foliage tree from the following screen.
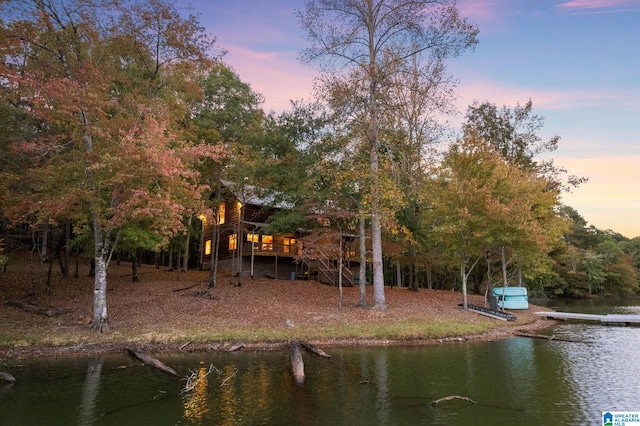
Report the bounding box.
[297,0,478,310]
[0,0,223,332]
[424,132,569,309]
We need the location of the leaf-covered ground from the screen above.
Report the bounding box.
[0,255,553,359]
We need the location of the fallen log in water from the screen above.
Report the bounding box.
[289,340,305,386]
[515,330,586,343]
[0,372,16,383]
[226,342,245,352]
[299,340,331,358]
[127,347,178,377]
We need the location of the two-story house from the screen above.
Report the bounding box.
[201,181,300,280]
[201,181,357,285]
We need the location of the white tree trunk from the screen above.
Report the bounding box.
[460,260,468,310]
[358,216,367,306]
[91,214,109,333]
[371,211,386,310]
[92,254,109,333]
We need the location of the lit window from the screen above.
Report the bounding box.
[283,237,296,253]
[262,235,273,251]
[229,234,237,250]
[204,240,212,255]
[247,233,259,243]
[218,203,225,225]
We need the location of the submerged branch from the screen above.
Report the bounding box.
[431,395,477,405]
[515,330,587,343]
[0,372,17,383]
[182,363,219,393]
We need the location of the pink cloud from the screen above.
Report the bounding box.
[456,0,499,19]
[454,74,640,112]
[455,0,512,33]
[557,0,638,10]
[223,45,316,113]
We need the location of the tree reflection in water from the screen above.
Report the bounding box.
[78,355,105,426]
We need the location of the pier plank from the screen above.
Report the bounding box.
[535,311,640,325]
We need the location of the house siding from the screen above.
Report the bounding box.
[201,184,299,278]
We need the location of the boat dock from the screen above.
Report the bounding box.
[535,311,640,326]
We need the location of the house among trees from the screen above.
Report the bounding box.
[201,181,357,286]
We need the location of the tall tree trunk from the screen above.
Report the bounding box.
[79,100,110,333]
[131,249,139,282]
[167,249,174,271]
[46,254,53,295]
[236,203,244,286]
[485,251,492,304]
[366,8,386,310]
[63,218,71,278]
[369,79,386,309]
[460,260,468,310]
[426,261,433,290]
[207,224,219,289]
[409,245,418,291]
[176,248,182,281]
[40,221,49,295]
[338,232,343,307]
[92,254,109,332]
[459,253,481,310]
[91,214,109,333]
[370,203,385,309]
[500,245,508,287]
[358,216,367,306]
[183,216,191,272]
[207,185,222,289]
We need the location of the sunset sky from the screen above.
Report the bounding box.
[193,0,640,238]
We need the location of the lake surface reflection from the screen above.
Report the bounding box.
[2,298,640,425]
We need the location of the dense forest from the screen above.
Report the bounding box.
[1,0,638,331]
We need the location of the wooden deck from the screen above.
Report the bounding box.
[535,311,640,326]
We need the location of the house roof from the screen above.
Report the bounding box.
[220,180,292,209]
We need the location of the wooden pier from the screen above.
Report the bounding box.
[535,311,640,326]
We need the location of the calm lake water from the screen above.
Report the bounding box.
[2,298,640,426]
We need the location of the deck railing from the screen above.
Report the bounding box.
[240,241,298,257]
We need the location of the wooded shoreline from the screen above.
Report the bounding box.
[0,317,555,360]
[0,261,556,361]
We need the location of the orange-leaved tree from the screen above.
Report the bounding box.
[0,0,224,332]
